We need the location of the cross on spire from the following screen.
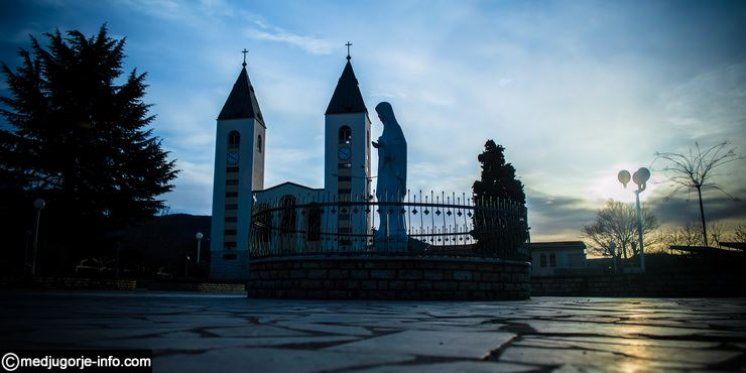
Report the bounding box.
[241,48,248,67]
[345,41,352,60]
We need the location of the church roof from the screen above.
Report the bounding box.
[218,66,264,124]
[325,60,368,115]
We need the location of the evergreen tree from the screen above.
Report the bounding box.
[472,140,528,258]
[0,25,178,273]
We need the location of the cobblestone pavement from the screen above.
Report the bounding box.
[1,292,745,371]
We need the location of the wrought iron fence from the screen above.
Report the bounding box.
[250,190,528,260]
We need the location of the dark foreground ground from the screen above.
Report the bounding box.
[1,291,745,371]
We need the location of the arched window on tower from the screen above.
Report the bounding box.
[339,126,352,144]
[257,135,262,153]
[228,130,240,149]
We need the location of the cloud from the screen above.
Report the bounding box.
[264,146,323,188]
[525,188,597,241]
[150,91,219,156]
[647,186,746,228]
[244,21,334,55]
[660,62,746,146]
[524,184,746,242]
[164,159,213,214]
[118,0,198,21]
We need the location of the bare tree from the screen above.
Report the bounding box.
[660,221,746,252]
[656,142,741,246]
[733,224,746,244]
[664,222,725,248]
[665,222,703,247]
[709,222,725,247]
[582,200,659,260]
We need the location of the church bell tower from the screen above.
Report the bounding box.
[210,51,265,281]
[324,46,371,247]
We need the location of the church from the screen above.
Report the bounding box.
[210,50,373,281]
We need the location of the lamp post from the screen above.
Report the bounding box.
[31,198,45,276]
[617,167,650,272]
[185,255,190,280]
[195,232,204,263]
[115,242,121,280]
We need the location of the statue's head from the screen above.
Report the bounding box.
[375,102,394,124]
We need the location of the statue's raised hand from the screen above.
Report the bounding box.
[372,141,380,148]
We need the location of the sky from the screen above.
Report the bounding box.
[1,0,745,242]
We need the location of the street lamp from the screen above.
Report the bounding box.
[618,167,651,272]
[31,198,45,276]
[185,255,191,279]
[195,232,204,264]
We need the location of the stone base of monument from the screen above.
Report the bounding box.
[247,256,530,300]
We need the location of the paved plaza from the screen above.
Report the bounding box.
[1,291,745,371]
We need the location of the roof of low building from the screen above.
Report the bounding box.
[670,245,744,256]
[719,242,746,251]
[256,181,323,194]
[525,241,586,251]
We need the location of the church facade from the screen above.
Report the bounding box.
[210,53,372,281]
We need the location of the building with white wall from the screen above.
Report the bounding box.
[527,241,587,277]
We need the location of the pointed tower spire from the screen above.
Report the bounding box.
[218,49,264,124]
[325,44,367,115]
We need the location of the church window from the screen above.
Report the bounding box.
[255,204,271,243]
[228,130,240,149]
[339,126,352,144]
[257,135,262,153]
[549,253,557,267]
[280,195,297,234]
[307,203,322,241]
[540,253,547,268]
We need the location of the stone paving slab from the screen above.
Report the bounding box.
[360,361,536,372]
[78,335,361,351]
[326,330,516,359]
[516,336,739,365]
[498,346,702,370]
[155,347,414,372]
[1,291,745,371]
